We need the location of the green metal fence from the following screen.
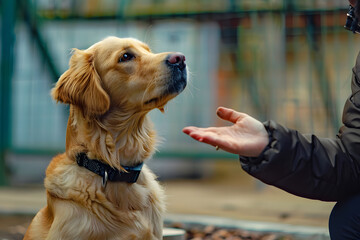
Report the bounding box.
[1,0,360,185]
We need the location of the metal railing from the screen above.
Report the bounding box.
[1,0,359,185]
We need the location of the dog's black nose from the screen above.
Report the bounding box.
[167,53,186,69]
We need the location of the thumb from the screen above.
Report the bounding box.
[216,107,246,124]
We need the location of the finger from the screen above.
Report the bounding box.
[216,107,246,124]
[189,131,219,147]
[186,128,240,154]
[182,126,200,135]
[188,132,205,142]
[198,134,222,147]
[200,134,240,154]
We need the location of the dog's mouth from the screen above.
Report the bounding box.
[144,97,159,105]
[143,66,187,112]
[143,94,176,113]
[144,95,169,108]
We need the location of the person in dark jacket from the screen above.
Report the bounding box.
[183,1,360,239]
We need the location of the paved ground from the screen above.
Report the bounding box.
[0,161,335,237]
[164,181,334,227]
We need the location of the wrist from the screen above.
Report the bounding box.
[260,123,273,155]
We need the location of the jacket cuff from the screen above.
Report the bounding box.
[239,120,275,164]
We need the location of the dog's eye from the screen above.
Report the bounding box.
[119,53,134,62]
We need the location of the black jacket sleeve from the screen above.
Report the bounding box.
[240,52,360,202]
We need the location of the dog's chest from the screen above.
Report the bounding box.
[45,160,164,239]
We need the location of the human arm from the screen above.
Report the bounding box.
[183,52,360,202]
[183,109,360,201]
[240,120,360,201]
[242,51,360,201]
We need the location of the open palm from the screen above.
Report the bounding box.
[183,107,269,157]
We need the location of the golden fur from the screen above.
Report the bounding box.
[24,37,186,240]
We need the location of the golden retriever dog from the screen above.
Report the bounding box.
[24,36,187,240]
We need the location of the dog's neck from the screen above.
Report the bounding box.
[66,106,156,169]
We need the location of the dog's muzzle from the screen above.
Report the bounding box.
[165,53,187,94]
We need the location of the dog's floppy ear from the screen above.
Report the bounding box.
[51,49,110,116]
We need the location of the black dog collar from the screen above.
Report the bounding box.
[76,152,144,187]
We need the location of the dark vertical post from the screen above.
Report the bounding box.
[0,0,16,185]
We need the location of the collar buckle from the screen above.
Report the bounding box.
[102,170,108,188]
[75,153,144,185]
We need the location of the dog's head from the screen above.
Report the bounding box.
[52,37,187,116]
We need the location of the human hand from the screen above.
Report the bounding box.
[182,107,269,157]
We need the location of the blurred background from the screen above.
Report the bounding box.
[1,0,360,236]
